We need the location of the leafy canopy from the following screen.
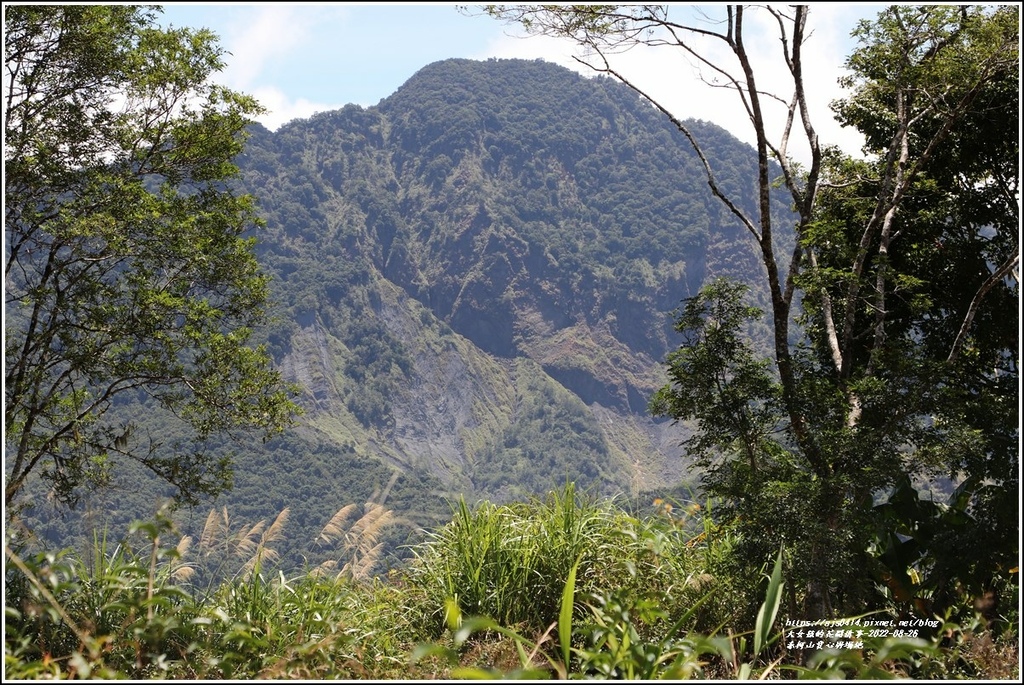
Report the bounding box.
[487,3,1019,619]
[4,5,299,509]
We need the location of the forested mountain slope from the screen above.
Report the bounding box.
[241,57,791,498]
[19,58,793,570]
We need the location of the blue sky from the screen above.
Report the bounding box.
[156,3,888,160]
[158,4,506,117]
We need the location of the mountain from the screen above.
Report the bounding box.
[241,57,790,497]
[16,58,793,572]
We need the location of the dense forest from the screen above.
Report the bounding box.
[5,4,1018,680]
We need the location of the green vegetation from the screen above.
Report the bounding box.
[5,484,1018,679]
[12,430,454,577]
[220,57,726,510]
[4,5,299,509]
[490,3,1019,628]
[663,4,1018,624]
[470,363,622,500]
[210,52,792,519]
[6,4,1017,681]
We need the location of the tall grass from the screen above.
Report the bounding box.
[3,500,416,679]
[406,482,638,632]
[5,482,1017,679]
[313,502,399,581]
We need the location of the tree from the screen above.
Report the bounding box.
[802,6,1019,615]
[4,6,299,510]
[484,4,1019,618]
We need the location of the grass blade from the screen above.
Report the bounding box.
[559,554,582,670]
[753,545,784,657]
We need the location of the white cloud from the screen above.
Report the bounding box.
[218,6,308,90]
[215,5,349,130]
[247,86,344,131]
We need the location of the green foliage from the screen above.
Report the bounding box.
[406,483,745,648]
[4,505,409,679]
[471,363,620,499]
[575,586,733,679]
[649,281,866,618]
[410,514,1005,680]
[5,511,198,678]
[650,279,783,471]
[753,548,784,659]
[406,483,612,632]
[4,5,299,510]
[573,3,1023,621]
[798,4,1020,616]
[9,12,1016,678]
[5,489,1017,680]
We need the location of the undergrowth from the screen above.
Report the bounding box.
[4,484,1018,679]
